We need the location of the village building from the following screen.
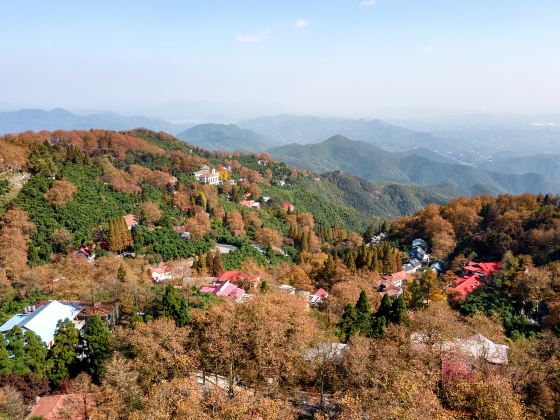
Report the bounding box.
[0,300,83,348]
[282,202,295,212]
[240,200,260,209]
[193,166,220,185]
[216,270,261,291]
[75,245,95,263]
[201,280,250,303]
[215,243,238,254]
[278,284,297,295]
[173,225,191,240]
[123,214,140,230]
[309,288,329,305]
[149,265,174,283]
[450,261,501,299]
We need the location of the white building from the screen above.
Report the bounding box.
[0,301,83,348]
[193,167,220,185]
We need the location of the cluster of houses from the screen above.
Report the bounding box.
[193,165,220,185]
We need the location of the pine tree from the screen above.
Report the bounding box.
[158,284,180,319]
[345,250,356,273]
[48,319,79,384]
[83,316,111,384]
[117,264,127,283]
[370,315,387,338]
[391,295,409,325]
[206,251,214,276]
[338,304,359,343]
[23,330,49,379]
[197,251,207,275]
[213,251,223,276]
[175,300,191,327]
[355,290,372,334]
[0,332,12,375]
[376,293,393,320]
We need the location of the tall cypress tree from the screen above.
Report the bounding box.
[83,316,111,384]
[391,295,408,325]
[206,251,214,276]
[376,293,393,320]
[48,319,79,384]
[355,290,372,334]
[23,330,49,379]
[213,251,223,276]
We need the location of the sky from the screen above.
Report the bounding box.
[1,0,559,121]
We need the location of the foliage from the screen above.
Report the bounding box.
[82,316,111,384]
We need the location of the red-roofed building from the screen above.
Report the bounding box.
[450,261,501,299]
[240,200,260,209]
[27,393,95,420]
[309,288,329,305]
[282,202,295,213]
[149,265,174,283]
[216,271,261,290]
[201,280,250,303]
[123,214,140,230]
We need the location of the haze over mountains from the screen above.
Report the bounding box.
[2,107,560,198]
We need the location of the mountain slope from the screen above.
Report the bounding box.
[177,123,276,151]
[270,136,560,195]
[240,114,452,151]
[0,108,192,135]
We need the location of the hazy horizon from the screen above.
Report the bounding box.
[2,0,560,120]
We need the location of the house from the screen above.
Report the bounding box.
[309,288,329,305]
[412,238,429,251]
[201,280,249,303]
[409,246,430,262]
[75,245,95,263]
[370,233,387,244]
[123,214,140,230]
[450,261,501,299]
[149,265,174,283]
[173,226,191,240]
[278,284,297,295]
[193,167,220,185]
[403,258,422,274]
[215,243,238,254]
[27,393,95,420]
[240,200,260,209]
[275,180,286,187]
[0,300,83,348]
[216,271,261,290]
[74,301,118,329]
[381,271,408,288]
[430,260,445,275]
[282,202,295,213]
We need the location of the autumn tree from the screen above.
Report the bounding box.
[226,210,245,236]
[141,202,162,226]
[108,217,133,252]
[43,179,77,207]
[184,212,211,239]
[255,227,283,249]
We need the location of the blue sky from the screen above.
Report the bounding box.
[1,0,559,120]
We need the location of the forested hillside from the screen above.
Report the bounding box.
[1,129,560,418]
[270,135,560,195]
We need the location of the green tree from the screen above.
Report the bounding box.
[48,319,79,384]
[391,295,409,325]
[338,304,359,343]
[376,293,393,320]
[28,141,59,178]
[83,316,111,383]
[355,290,372,334]
[5,327,29,374]
[157,284,190,327]
[0,332,12,375]
[345,250,356,273]
[175,300,191,327]
[23,330,49,379]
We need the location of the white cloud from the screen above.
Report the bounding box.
[360,0,377,6]
[294,18,310,29]
[418,45,434,54]
[235,30,271,44]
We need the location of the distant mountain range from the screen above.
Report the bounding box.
[176,123,278,152]
[269,135,560,195]
[239,114,453,153]
[0,108,192,135]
